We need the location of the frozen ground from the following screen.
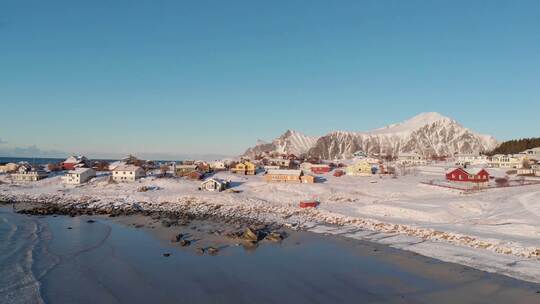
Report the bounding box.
[1,166,540,283]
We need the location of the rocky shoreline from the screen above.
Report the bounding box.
[1,194,290,255]
[2,191,540,261]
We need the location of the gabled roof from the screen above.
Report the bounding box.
[446,167,488,175]
[310,164,330,168]
[64,155,88,164]
[201,178,228,185]
[176,165,198,169]
[467,168,488,175]
[67,168,94,174]
[113,165,143,172]
[266,169,302,176]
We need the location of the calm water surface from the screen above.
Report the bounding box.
[1,206,539,304]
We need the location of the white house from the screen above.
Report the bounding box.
[455,154,489,166]
[490,154,522,169]
[112,165,145,182]
[11,166,48,181]
[210,161,226,171]
[199,178,230,192]
[265,158,291,168]
[396,153,427,166]
[62,168,96,185]
[520,147,540,159]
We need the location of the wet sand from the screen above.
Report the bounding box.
[1,206,540,303]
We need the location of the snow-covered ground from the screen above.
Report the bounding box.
[1,166,540,283]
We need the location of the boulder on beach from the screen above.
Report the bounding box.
[207,247,219,255]
[265,232,284,242]
[242,228,260,242]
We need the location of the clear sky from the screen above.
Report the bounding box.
[1,0,539,159]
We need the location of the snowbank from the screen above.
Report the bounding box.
[1,167,540,282]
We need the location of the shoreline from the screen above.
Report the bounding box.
[2,181,540,284]
[2,190,540,258]
[2,205,540,303]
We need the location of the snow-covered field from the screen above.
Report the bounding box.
[1,166,540,283]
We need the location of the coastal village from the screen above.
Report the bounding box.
[2,148,540,282]
[1,148,539,189]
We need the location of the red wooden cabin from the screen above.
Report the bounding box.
[446,168,489,183]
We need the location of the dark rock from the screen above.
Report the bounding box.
[207,247,219,255]
[171,233,184,243]
[163,253,171,257]
[67,227,73,230]
[265,232,283,242]
[242,227,260,242]
[196,248,205,255]
[87,219,96,223]
[180,239,191,247]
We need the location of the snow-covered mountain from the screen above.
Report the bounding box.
[243,130,319,158]
[243,113,499,159]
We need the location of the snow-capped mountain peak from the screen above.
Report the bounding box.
[243,130,319,158]
[243,113,499,159]
[369,112,455,135]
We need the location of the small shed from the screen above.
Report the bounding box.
[200,178,230,192]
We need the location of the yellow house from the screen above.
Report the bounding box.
[231,161,256,175]
[346,160,375,176]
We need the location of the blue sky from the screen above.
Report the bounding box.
[1,0,539,158]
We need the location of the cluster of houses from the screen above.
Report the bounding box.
[455,149,540,171]
[443,148,540,187]
[2,146,540,192]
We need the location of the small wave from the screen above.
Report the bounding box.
[0,212,47,304]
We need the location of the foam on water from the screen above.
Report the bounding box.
[0,208,58,304]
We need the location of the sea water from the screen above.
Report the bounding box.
[1,206,539,304]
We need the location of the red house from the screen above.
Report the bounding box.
[187,171,204,180]
[446,168,490,183]
[61,155,89,170]
[311,164,331,174]
[333,170,345,177]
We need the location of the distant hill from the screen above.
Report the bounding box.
[488,137,540,155]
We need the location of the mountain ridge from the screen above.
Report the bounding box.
[243,113,499,159]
